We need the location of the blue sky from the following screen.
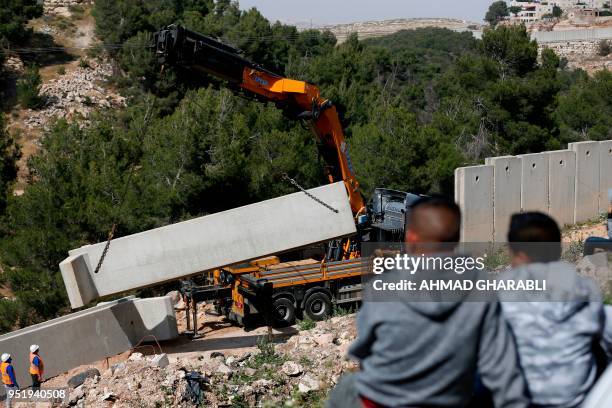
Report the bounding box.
[238,0,493,25]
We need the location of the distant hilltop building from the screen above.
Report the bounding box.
[509,1,554,23]
[508,0,611,24]
[553,0,610,9]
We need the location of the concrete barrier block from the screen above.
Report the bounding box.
[519,153,549,214]
[547,150,577,227]
[485,156,522,242]
[454,165,494,242]
[132,297,178,341]
[0,297,177,393]
[600,141,612,214]
[570,141,600,223]
[61,183,356,308]
[59,254,98,312]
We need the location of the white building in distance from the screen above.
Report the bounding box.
[509,1,554,23]
[508,0,611,23]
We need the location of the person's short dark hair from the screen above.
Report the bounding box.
[406,195,461,244]
[507,212,562,262]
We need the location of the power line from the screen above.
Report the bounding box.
[0,28,375,56]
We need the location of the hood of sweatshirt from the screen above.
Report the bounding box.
[499,261,601,319]
[373,253,483,320]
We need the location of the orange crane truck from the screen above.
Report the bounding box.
[153,25,421,331]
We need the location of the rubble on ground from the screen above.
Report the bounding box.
[63,315,357,407]
[2,56,25,75]
[43,0,90,15]
[23,59,125,131]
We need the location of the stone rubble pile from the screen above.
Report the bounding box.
[64,315,357,407]
[43,0,90,14]
[23,59,125,131]
[539,40,612,72]
[541,40,601,58]
[2,56,25,75]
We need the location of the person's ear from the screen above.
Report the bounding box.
[511,250,531,267]
[405,229,419,244]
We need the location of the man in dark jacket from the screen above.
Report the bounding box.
[327,197,529,408]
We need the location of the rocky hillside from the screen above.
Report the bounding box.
[315,18,483,43]
[65,315,357,408]
[2,3,123,188]
[540,40,612,73]
[19,60,124,132]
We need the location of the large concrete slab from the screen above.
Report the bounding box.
[600,141,612,214]
[485,156,522,242]
[547,150,577,227]
[570,141,601,223]
[455,165,494,242]
[519,153,549,214]
[0,296,177,394]
[61,182,356,308]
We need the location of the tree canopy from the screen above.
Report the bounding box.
[0,0,43,65]
[485,1,509,26]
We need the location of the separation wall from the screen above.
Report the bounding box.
[531,27,612,43]
[519,152,549,214]
[0,296,177,393]
[570,141,600,223]
[455,165,494,242]
[600,141,612,214]
[548,150,577,227]
[455,140,612,242]
[485,156,521,242]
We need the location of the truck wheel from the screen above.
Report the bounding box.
[272,297,295,327]
[304,292,332,321]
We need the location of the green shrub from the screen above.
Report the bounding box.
[0,299,19,333]
[297,318,316,331]
[68,4,85,18]
[85,44,104,59]
[16,65,44,109]
[249,338,284,368]
[57,66,66,75]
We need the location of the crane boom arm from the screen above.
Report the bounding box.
[153,25,365,215]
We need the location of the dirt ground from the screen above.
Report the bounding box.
[38,303,297,395]
[563,219,608,243]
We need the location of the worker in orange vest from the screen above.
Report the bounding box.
[29,345,43,391]
[1,353,19,407]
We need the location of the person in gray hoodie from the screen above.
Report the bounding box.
[500,212,612,408]
[327,197,529,408]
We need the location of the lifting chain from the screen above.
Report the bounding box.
[94,224,116,274]
[93,166,136,274]
[282,173,339,214]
